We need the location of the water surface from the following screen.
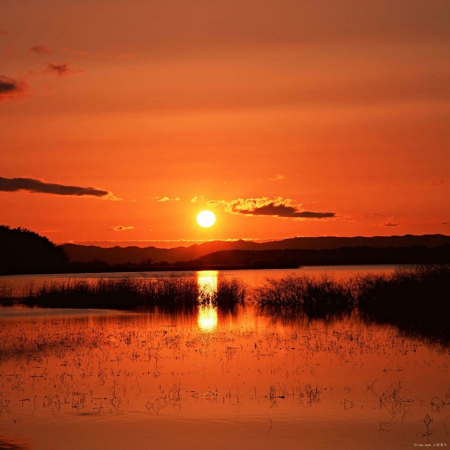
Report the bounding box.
[0,267,448,449]
[0,311,448,448]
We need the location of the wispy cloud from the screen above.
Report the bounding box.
[156,196,180,202]
[383,222,400,227]
[0,31,7,37]
[0,176,117,199]
[0,76,27,101]
[112,226,134,231]
[190,196,204,203]
[45,62,83,77]
[29,45,52,55]
[210,197,335,219]
[268,174,286,181]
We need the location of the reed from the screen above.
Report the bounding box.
[355,264,450,341]
[212,277,247,312]
[254,264,450,342]
[254,274,354,319]
[20,277,200,310]
[16,275,247,312]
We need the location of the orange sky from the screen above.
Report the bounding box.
[1,0,449,246]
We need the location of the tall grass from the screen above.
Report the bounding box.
[2,265,449,342]
[15,275,247,313]
[20,277,200,311]
[254,264,450,342]
[355,264,450,341]
[254,274,354,319]
[200,277,247,313]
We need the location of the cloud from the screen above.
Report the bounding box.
[190,196,204,203]
[383,222,400,227]
[0,176,117,198]
[0,31,7,37]
[268,174,286,181]
[112,226,134,231]
[45,62,83,77]
[0,76,27,101]
[211,197,335,219]
[157,196,180,202]
[29,45,52,55]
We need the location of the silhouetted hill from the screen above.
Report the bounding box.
[257,235,450,250]
[0,226,67,275]
[61,234,450,265]
[61,239,260,265]
[193,245,450,267]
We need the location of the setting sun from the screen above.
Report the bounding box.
[196,210,216,228]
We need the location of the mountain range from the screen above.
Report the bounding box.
[61,234,450,265]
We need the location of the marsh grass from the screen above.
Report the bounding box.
[15,276,247,313]
[355,264,450,341]
[209,277,247,313]
[20,277,200,311]
[254,264,450,342]
[254,274,354,319]
[2,265,449,342]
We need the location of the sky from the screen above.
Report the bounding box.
[1,0,449,247]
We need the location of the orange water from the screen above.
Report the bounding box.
[0,302,448,450]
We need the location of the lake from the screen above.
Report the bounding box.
[0,265,398,298]
[0,266,448,449]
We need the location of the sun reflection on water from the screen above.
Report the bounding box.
[197,303,218,331]
[197,271,218,331]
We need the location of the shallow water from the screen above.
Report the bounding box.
[0,301,448,450]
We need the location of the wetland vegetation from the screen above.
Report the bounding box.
[1,264,449,343]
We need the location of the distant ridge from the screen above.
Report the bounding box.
[0,225,67,274]
[61,234,450,265]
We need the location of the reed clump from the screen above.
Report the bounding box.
[355,264,450,340]
[254,264,450,342]
[200,277,247,313]
[17,275,247,313]
[21,277,200,311]
[254,274,354,319]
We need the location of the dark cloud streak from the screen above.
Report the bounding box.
[237,202,335,218]
[0,76,27,101]
[213,197,336,219]
[0,176,112,198]
[45,63,83,77]
[29,45,52,54]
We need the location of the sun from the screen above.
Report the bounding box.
[197,210,216,228]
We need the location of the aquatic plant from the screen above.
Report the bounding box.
[211,277,247,312]
[355,264,450,342]
[15,275,247,313]
[254,264,450,343]
[254,274,354,319]
[20,276,200,311]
